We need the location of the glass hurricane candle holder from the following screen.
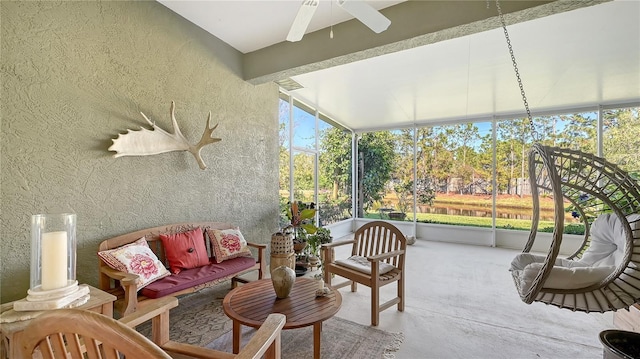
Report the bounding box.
[30,213,77,291]
[13,213,89,311]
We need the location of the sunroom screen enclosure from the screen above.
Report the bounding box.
[279,93,639,250]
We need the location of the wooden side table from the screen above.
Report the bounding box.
[223,277,342,359]
[0,285,116,359]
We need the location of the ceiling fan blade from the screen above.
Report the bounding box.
[287,0,320,42]
[337,0,391,34]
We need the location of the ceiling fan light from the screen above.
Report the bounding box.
[337,0,391,34]
[287,0,319,42]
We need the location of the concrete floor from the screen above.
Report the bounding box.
[327,239,613,359]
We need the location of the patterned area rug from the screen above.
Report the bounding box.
[208,316,403,359]
[137,284,233,345]
[138,282,403,358]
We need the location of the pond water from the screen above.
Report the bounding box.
[416,205,559,221]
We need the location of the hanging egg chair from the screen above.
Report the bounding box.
[488,0,640,313]
[509,144,640,312]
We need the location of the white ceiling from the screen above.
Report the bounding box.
[159,0,405,53]
[159,0,640,131]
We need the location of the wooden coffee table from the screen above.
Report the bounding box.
[223,277,342,359]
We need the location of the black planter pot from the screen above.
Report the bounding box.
[599,330,640,359]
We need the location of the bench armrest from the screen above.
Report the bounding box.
[247,242,267,249]
[119,296,179,328]
[247,242,267,280]
[99,265,140,316]
[100,265,139,286]
[119,296,179,352]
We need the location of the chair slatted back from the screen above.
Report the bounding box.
[20,309,172,359]
[353,221,406,267]
[21,298,286,359]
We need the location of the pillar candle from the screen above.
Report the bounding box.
[41,231,68,290]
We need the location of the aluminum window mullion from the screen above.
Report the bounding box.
[314,110,319,227]
[597,105,603,157]
[491,117,497,247]
[353,132,358,224]
[288,96,294,203]
[412,125,418,235]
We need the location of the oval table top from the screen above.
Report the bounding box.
[222,277,342,330]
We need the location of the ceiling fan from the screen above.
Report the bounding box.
[286,0,391,42]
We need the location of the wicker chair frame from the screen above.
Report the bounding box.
[514,144,640,312]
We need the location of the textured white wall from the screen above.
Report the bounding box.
[0,1,280,302]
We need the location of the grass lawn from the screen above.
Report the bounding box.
[366,211,585,234]
[366,212,541,229]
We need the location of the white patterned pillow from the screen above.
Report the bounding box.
[207,228,252,264]
[98,237,170,290]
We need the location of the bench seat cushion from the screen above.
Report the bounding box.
[140,256,256,298]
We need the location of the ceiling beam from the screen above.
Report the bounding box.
[243,0,608,85]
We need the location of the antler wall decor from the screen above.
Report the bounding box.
[108,102,221,170]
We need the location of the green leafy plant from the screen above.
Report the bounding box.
[307,227,332,257]
[284,201,318,242]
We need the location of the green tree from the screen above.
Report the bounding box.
[319,127,352,200]
[415,127,434,188]
[357,131,397,217]
[428,128,454,193]
[293,152,314,200]
[497,118,528,196]
[413,127,439,204]
[475,133,494,194]
[278,101,290,195]
[392,129,416,214]
[556,113,597,153]
[532,116,559,147]
[317,126,353,224]
[446,123,480,194]
[279,124,290,185]
[604,108,640,176]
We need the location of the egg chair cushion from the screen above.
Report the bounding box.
[510,213,640,295]
[511,253,615,294]
[579,213,640,267]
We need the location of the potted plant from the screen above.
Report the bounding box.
[306,227,332,272]
[307,227,332,258]
[284,201,318,253]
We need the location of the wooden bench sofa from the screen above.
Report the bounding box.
[98,222,266,316]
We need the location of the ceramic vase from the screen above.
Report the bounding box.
[271,265,295,298]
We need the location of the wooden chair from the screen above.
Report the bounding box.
[322,221,406,326]
[20,296,285,359]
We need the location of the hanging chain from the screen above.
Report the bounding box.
[493,0,539,142]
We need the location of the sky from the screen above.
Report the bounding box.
[284,98,593,150]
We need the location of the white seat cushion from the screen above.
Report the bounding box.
[579,213,640,267]
[335,255,396,275]
[510,213,640,295]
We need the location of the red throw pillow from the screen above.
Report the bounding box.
[159,227,209,274]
